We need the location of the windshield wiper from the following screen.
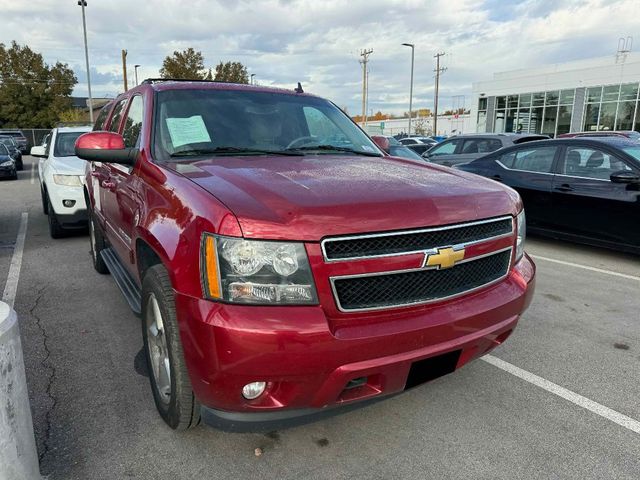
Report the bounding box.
[286,145,382,157]
[170,146,303,157]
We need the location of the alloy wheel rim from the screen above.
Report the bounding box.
[146,294,172,405]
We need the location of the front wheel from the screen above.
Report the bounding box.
[47,196,65,239]
[89,213,109,274]
[141,265,200,430]
[41,187,48,215]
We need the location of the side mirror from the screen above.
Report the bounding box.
[371,135,390,154]
[30,145,46,157]
[610,170,640,184]
[75,131,138,166]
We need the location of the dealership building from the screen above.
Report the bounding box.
[470,52,640,137]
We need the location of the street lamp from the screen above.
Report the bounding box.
[78,0,94,123]
[402,43,414,136]
[250,73,256,85]
[134,64,141,86]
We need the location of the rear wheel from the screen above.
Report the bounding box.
[141,265,200,430]
[89,213,109,274]
[47,196,65,239]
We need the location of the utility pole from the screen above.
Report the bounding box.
[402,43,415,136]
[121,49,128,92]
[134,64,141,86]
[78,0,93,123]
[359,49,373,127]
[433,52,447,136]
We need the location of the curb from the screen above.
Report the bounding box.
[0,302,41,480]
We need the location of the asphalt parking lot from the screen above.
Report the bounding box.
[1,156,639,480]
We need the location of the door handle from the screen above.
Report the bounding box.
[555,184,573,192]
[101,180,116,189]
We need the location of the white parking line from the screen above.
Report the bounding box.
[482,354,640,435]
[530,255,640,282]
[30,160,35,184]
[2,213,28,309]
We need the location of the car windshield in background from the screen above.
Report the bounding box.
[54,132,85,157]
[0,144,9,156]
[0,138,15,149]
[153,89,382,160]
[621,146,640,161]
[388,145,424,160]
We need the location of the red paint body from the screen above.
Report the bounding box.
[80,82,535,418]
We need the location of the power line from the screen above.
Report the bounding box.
[433,52,447,135]
[359,48,373,127]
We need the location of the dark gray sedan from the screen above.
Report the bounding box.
[422,133,548,167]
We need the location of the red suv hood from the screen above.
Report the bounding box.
[169,155,520,241]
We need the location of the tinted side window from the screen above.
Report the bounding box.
[108,99,128,133]
[562,147,631,179]
[430,139,459,155]
[498,151,516,168]
[460,138,502,154]
[94,104,112,131]
[511,147,557,173]
[122,96,144,148]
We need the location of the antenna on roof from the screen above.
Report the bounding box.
[295,82,304,94]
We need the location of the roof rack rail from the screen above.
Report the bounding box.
[141,78,234,85]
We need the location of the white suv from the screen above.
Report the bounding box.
[31,126,92,238]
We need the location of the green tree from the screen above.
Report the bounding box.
[159,48,206,79]
[213,61,249,84]
[0,41,76,128]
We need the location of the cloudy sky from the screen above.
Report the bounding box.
[1,0,637,115]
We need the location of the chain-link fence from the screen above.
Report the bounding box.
[19,129,51,150]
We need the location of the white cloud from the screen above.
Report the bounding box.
[0,0,637,114]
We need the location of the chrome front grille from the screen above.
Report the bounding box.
[322,217,513,261]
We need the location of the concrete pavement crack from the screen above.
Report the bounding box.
[29,285,56,464]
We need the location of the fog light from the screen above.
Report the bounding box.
[242,382,266,400]
[62,199,75,208]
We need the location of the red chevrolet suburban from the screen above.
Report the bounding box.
[75,79,535,431]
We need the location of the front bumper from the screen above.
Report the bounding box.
[47,183,88,225]
[175,254,535,430]
[0,164,16,177]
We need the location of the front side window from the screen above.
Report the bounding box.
[152,89,382,160]
[94,104,112,131]
[122,96,144,148]
[54,132,87,157]
[429,140,459,156]
[108,99,128,133]
[508,146,557,173]
[562,147,631,179]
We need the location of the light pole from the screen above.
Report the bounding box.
[134,64,141,86]
[402,43,414,136]
[250,73,256,85]
[78,0,93,123]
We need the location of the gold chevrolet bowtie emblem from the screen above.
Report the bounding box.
[424,247,465,270]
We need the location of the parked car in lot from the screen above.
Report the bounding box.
[457,137,640,254]
[0,136,24,170]
[372,135,424,160]
[0,143,17,180]
[0,129,28,153]
[399,136,438,155]
[30,126,92,238]
[75,79,535,431]
[558,130,640,141]
[423,133,549,167]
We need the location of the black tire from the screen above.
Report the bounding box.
[16,158,23,170]
[41,187,49,215]
[89,213,109,274]
[47,196,65,239]
[141,265,200,430]
[10,172,17,180]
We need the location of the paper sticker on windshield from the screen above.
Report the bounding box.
[166,116,211,148]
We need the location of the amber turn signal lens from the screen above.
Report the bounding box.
[204,235,222,299]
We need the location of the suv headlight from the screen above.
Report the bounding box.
[0,160,13,167]
[515,209,526,262]
[53,174,83,186]
[201,234,318,305]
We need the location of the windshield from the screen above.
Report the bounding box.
[0,138,15,148]
[153,89,381,160]
[54,132,86,157]
[388,145,424,161]
[0,144,9,156]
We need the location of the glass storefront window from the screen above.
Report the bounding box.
[519,94,532,108]
[532,93,545,107]
[478,97,488,110]
[505,109,516,132]
[530,107,544,134]
[515,108,531,133]
[615,101,636,130]
[598,102,617,130]
[583,103,599,131]
[495,110,505,132]
[557,106,572,135]
[587,86,602,103]
[507,95,519,108]
[477,111,487,133]
[496,96,506,109]
[602,85,620,103]
[620,83,639,101]
[541,105,558,136]
[559,89,575,105]
[545,91,559,105]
